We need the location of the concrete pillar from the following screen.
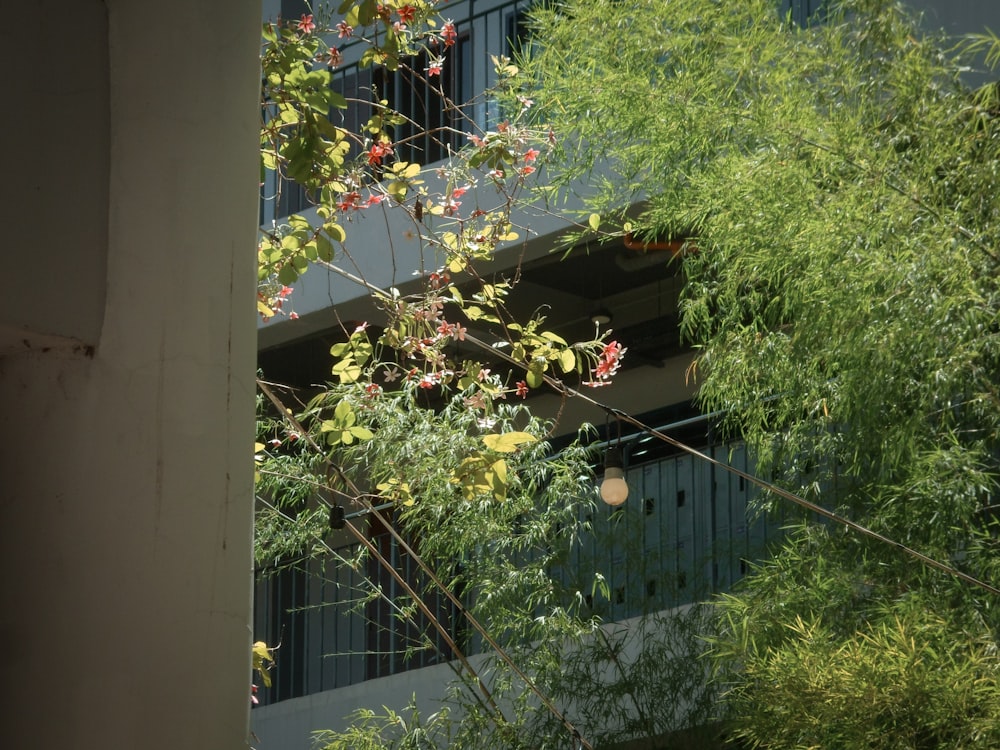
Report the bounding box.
[0,1,261,748]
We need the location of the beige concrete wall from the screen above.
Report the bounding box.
[0,1,261,748]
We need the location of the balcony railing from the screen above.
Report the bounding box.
[261,0,537,227]
[252,436,785,705]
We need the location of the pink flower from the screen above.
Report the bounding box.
[297,14,316,34]
[515,380,529,398]
[336,21,353,38]
[289,311,300,320]
[453,323,467,341]
[518,166,535,176]
[588,339,626,383]
[451,184,469,199]
[398,5,416,23]
[523,148,540,163]
[602,340,624,362]
[437,321,455,337]
[441,20,457,46]
[427,59,443,77]
[326,46,342,67]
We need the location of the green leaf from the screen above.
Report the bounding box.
[315,233,334,262]
[588,213,601,232]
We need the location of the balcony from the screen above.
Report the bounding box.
[252,426,784,705]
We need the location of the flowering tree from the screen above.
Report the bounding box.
[250,2,724,748]
[521,0,1000,745]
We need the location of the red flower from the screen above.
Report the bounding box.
[427,58,443,77]
[523,148,540,163]
[398,5,417,23]
[515,380,529,398]
[297,13,316,34]
[602,340,624,362]
[428,271,450,289]
[367,140,393,166]
[337,191,361,211]
[441,20,457,46]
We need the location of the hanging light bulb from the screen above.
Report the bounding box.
[600,446,629,506]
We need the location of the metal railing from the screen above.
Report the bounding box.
[261,0,536,227]
[252,437,784,705]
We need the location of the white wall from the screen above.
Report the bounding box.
[0,1,261,748]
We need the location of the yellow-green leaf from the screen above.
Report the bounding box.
[558,348,576,373]
[386,180,407,201]
[588,213,601,231]
[483,431,538,453]
[323,222,347,243]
